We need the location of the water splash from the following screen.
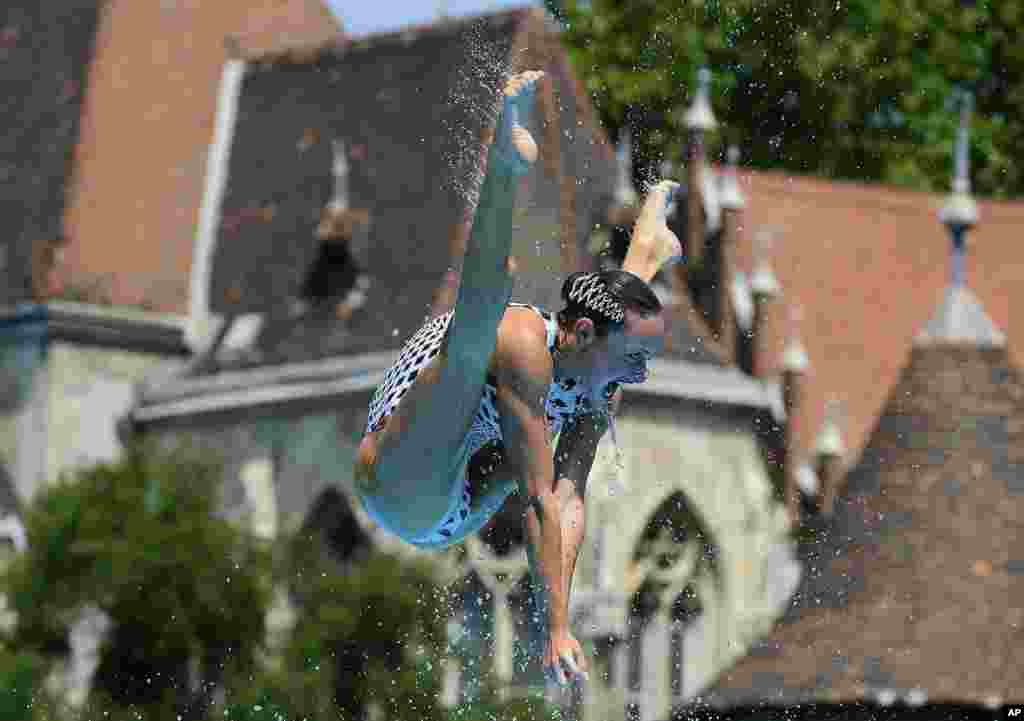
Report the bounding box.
[438,19,512,211]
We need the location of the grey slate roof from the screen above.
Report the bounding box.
[0,1,102,304]
[199,9,627,372]
[704,342,1024,706]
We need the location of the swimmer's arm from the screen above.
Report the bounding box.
[553,409,610,599]
[493,333,567,637]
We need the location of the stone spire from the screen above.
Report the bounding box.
[682,67,717,270]
[815,396,846,517]
[716,145,744,360]
[781,303,810,525]
[613,126,638,210]
[748,227,780,377]
[782,304,809,383]
[916,88,1004,348]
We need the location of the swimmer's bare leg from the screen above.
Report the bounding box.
[622,180,683,284]
[355,71,543,533]
[444,69,542,352]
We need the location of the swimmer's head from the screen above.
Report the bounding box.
[555,270,666,392]
[558,270,660,335]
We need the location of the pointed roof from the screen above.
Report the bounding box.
[703,338,1024,707]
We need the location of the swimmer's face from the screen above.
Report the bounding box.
[588,307,666,388]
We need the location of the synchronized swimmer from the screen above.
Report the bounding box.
[354,70,683,686]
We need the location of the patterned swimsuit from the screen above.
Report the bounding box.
[362,303,614,548]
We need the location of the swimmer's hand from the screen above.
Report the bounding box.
[544,629,589,687]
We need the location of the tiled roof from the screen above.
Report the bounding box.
[732,169,1024,472]
[201,8,621,369]
[0,0,102,304]
[229,0,340,58]
[704,342,1024,706]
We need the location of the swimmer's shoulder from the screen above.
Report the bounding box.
[493,306,554,381]
[500,305,551,348]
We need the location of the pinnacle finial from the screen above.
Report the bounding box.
[783,303,809,373]
[329,139,350,212]
[750,228,780,298]
[614,126,638,208]
[719,144,745,211]
[939,88,978,287]
[684,67,717,132]
[816,396,845,458]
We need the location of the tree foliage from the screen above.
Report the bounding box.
[548,0,1022,198]
[221,531,451,721]
[1,442,273,721]
[0,444,567,721]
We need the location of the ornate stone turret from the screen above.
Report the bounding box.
[614,126,639,212]
[602,125,640,233]
[939,88,978,288]
[916,88,1003,348]
[716,145,744,361]
[781,303,810,522]
[597,127,641,270]
[682,68,716,272]
[748,228,780,377]
[815,396,846,517]
[781,304,809,411]
[303,137,372,323]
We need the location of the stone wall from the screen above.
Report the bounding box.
[0,311,49,505]
[46,341,184,483]
[141,385,800,721]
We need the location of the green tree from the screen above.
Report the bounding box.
[1,442,273,721]
[221,531,450,721]
[0,647,57,721]
[548,0,1022,198]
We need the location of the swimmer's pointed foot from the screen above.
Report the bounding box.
[623,179,684,283]
[493,70,544,176]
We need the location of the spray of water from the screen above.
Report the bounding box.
[438,19,513,214]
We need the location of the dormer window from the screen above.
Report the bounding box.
[299,138,371,319]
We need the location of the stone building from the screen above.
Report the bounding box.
[0,0,342,705]
[0,0,340,522]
